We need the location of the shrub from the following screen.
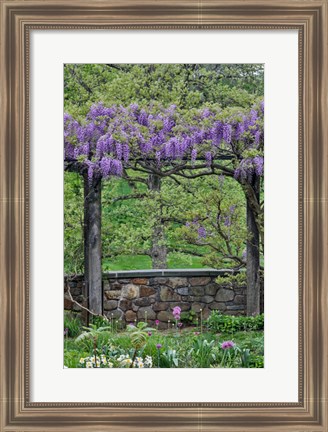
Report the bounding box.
[206,311,264,333]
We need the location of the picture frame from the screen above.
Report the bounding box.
[1,0,327,430]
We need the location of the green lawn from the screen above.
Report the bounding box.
[103,253,207,271]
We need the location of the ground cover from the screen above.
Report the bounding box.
[64,311,264,369]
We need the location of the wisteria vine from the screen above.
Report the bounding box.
[64,101,264,184]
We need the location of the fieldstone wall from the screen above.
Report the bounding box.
[64,270,263,326]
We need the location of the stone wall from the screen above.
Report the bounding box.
[64,270,263,326]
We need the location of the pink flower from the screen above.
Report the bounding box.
[172,306,181,320]
[156,344,162,349]
[221,340,235,350]
[177,322,183,328]
[155,320,160,326]
[194,331,200,336]
[173,306,181,314]
[148,332,152,336]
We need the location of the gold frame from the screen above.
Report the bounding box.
[1,0,327,430]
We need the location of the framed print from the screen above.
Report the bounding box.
[1,0,327,431]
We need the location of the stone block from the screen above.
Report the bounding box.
[177,287,189,295]
[205,283,219,296]
[118,299,132,311]
[215,288,234,302]
[104,300,118,311]
[150,277,169,286]
[226,305,244,311]
[134,297,151,307]
[175,302,191,311]
[105,309,123,320]
[125,310,137,322]
[104,290,121,300]
[153,302,169,312]
[191,303,205,313]
[189,277,211,286]
[157,310,173,322]
[201,308,211,319]
[132,278,149,285]
[137,306,156,320]
[167,278,188,289]
[201,295,214,304]
[209,302,227,311]
[140,286,156,297]
[122,284,139,299]
[159,287,181,302]
[191,286,205,296]
[234,295,245,305]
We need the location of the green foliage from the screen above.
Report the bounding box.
[180,310,197,325]
[206,311,264,333]
[65,166,251,271]
[126,322,154,350]
[64,172,84,274]
[215,272,247,286]
[64,325,264,368]
[75,323,112,353]
[64,64,264,116]
[64,349,88,368]
[190,338,216,368]
[64,64,264,272]
[91,315,110,329]
[64,312,82,338]
[161,348,180,368]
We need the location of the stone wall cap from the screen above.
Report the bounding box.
[102,268,238,279]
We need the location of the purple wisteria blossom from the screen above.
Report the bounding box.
[64,101,264,184]
[198,226,207,239]
[234,156,264,182]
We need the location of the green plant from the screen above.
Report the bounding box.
[161,349,179,368]
[64,349,89,368]
[191,338,216,368]
[91,315,110,329]
[64,312,82,338]
[75,323,112,365]
[126,322,154,366]
[236,347,251,367]
[180,310,197,325]
[206,311,264,334]
[215,271,247,287]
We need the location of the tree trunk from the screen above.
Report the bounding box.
[246,176,261,316]
[83,174,102,319]
[148,174,167,269]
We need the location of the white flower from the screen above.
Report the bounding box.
[79,358,85,364]
[133,358,144,368]
[121,358,132,367]
[144,356,153,367]
[86,362,93,368]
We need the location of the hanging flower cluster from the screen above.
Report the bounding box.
[64,101,264,183]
